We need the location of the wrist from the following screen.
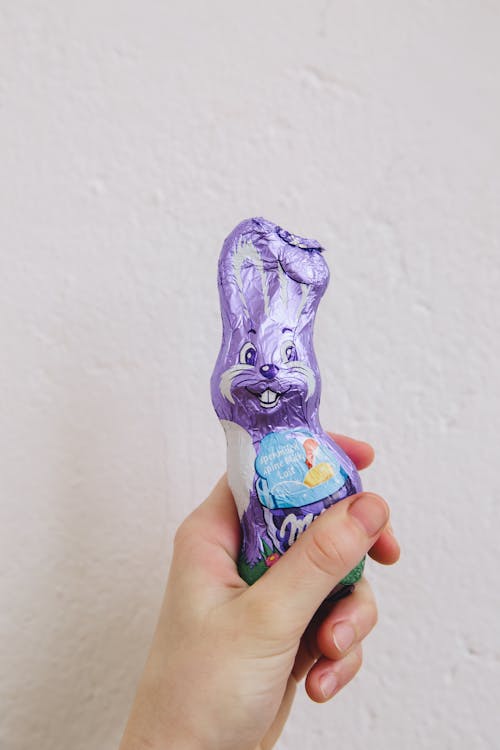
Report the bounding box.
[120,727,206,750]
[119,687,207,750]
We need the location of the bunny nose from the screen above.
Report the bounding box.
[260,364,279,379]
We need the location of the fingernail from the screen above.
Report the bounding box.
[349,493,388,536]
[319,671,338,699]
[332,621,356,653]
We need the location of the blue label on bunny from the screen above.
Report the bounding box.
[255,430,345,510]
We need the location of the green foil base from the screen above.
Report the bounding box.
[238,543,366,588]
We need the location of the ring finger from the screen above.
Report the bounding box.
[292,577,377,680]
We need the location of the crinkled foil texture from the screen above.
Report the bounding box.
[211,217,363,585]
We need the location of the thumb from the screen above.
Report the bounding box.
[245,493,389,637]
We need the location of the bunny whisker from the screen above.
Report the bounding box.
[280,361,316,400]
[220,364,254,404]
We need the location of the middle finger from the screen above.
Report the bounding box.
[316,576,378,661]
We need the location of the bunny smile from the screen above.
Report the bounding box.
[246,386,290,409]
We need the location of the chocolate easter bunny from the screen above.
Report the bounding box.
[211,218,365,590]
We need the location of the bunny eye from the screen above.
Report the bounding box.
[239,342,257,366]
[281,340,298,362]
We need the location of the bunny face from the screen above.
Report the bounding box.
[212,218,330,436]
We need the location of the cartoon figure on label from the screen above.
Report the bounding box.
[211,217,363,586]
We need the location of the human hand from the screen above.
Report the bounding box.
[119,434,400,750]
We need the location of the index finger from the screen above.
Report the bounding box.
[327,433,375,471]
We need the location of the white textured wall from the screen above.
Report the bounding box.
[1,2,499,749]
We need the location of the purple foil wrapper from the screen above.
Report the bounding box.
[211,217,364,586]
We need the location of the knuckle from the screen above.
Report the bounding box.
[173,522,189,549]
[361,582,379,630]
[342,643,363,678]
[305,526,350,578]
[356,604,378,643]
[173,516,196,553]
[351,643,363,672]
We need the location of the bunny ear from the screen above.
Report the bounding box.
[217,218,330,328]
[277,245,329,291]
[277,247,330,327]
[274,234,330,327]
[218,219,268,328]
[273,223,329,291]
